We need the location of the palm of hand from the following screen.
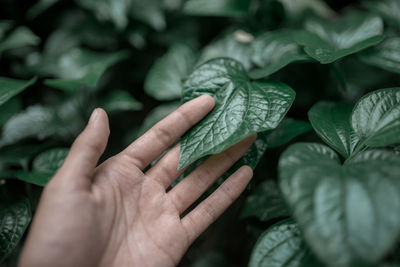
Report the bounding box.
[19,95,255,267]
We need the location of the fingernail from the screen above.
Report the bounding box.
[89,108,100,124]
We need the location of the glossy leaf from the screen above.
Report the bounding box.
[0,98,21,127]
[14,171,52,187]
[249,30,311,79]
[308,102,359,158]
[0,197,31,262]
[279,143,400,266]
[359,38,400,74]
[178,58,295,169]
[0,77,36,106]
[351,87,400,148]
[44,49,129,92]
[249,219,319,267]
[101,90,143,114]
[295,13,384,63]
[241,180,289,221]
[144,43,197,100]
[0,105,56,148]
[265,118,312,148]
[0,26,40,54]
[183,0,250,16]
[33,148,69,174]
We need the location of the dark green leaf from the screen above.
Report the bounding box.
[0,21,12,40]
[0,98,21,128]
[279,143,400,266]
[145,43,197,100]
[241,180,289,221]
[308,101,359,158]
[0,143,55,169]
[364,0,400,30]
[0,77,36,106]
[249,219,319,267]
[130,0,166,31]
[0,27,40,54]
[33,148,69,174]
[0,198,31,262]
[249,30,311,79]
[101,90,143,114]
[27,0,59,18]
[14,171,52,187]
[359,37,400,74]
[351,87,400,148]
[44,49,129,92]
[278,0,335,19]
[295,13,384,63]
[265,118,312,148]
[183,0,250,16]
[178,58,295,169]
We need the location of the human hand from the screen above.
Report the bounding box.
[19,95,256,267]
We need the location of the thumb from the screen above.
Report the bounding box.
[59,108,110,183]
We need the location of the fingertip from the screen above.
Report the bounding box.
[198,94,215,109]
[239,165,253,179]
[89,108,110,134]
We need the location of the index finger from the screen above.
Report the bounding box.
[121,95,215,170]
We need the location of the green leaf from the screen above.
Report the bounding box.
[0,197,31,262]
[33,148,69,174]
[130,0,166,31]
[249,219,319,267]
[44,49,129,92]
[279,143,400,266]
[241,180,290,221]
[359,37,400,74]
[0,98,21,128]
[0,143,55,169]
[183,0,250,16]
[295,13,384,64]
[27,0,59,18]
[308,101,359,158]
[14,171,52,187]
[199,29,254,70]
[100,90,143,114]
[249,30,312,79]
[278,0,335,19]
[364,0,400,30]
[0,21,12,40]
[178,58,295,169]
[0,26,40,54]
[0,105,56,148]
[265,118,312,148]
[351,87,400,148]
[144,43,197,101]
[0,77,36,106]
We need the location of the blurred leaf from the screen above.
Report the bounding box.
[359,37,400,74]
[0,77,36,106]
[241,180,289,221]
[0,105,56,148]
[199,29,254,69]
[308,102,359,158]
[179,58,295,169]
[145,43,197,101]
[278,0,335,19]
[265,118,312,148]
[130,0,166,31]
[0,21,12,40]
[352,87,400,148]
[14,171,52,187]
[44,49,129,92]
[100,90,143,114]
[27,0,59,18]
[0,27,40,54]
[33,148,68,174]
[279,143,400,266]
[0,143,55,169]
[183,0,250,16]
[295,13,384,63]
[0,197,31,262]
[0,98,21,128]
[249,219,319,267]
[249,30,311,79]
[364,0,400,30]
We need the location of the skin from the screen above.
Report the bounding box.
[19,95,256,267]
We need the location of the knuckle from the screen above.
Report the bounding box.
[153,126,175,147]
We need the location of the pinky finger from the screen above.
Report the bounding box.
[181,166,253,244]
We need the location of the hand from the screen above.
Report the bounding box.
[19,95,256,267]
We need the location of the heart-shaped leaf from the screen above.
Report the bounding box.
[0,77,36,106]
[308,101,359,158]
[359,38,400,74]
[279,143,400,266]
[295,13,384,63]
[249,219,320,267]
[183,0,250,16]
[0,197,31,262]
[178,58,295,169]
[351,87,400,148]
[249,30,311,79]
[241,180,290,221]
[145,43,197,100]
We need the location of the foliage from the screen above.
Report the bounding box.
[0,0,400,266]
